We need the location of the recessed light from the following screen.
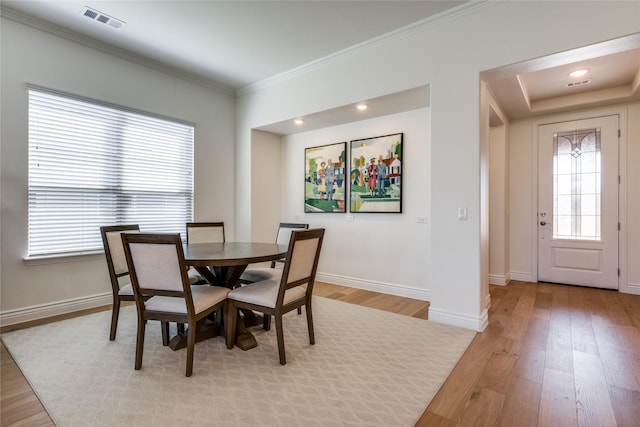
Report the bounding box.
[356,103,368,111]
[294,118,304,125]
[569,69,589,78]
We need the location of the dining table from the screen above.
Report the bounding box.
[169,241,288,351]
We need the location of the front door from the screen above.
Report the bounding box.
[538,115,619,289]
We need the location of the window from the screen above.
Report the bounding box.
[28,88,194,257]
[552,128,601,241]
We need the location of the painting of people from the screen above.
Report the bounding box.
[304,142,346,213]
[350,133,402,213]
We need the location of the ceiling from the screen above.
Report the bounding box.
[3,1,639,132]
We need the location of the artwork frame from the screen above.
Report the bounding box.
[304,142,347,213]
[349,133,403,213]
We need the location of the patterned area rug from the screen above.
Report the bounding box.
[2,297,475,426]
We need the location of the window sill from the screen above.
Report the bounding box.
[24,251,104,266]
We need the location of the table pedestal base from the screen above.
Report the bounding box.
[168,321,223,351]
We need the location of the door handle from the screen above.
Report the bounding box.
[540,221,547,226]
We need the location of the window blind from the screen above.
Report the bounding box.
[28,88,194,257]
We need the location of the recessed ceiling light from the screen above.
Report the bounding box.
[294,118,304,125]
[569,69,589,78]
[356,103,368,111]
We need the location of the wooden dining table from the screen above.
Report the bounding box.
[170,242,288,351]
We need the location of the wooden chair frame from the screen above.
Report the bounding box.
[227,228,325,365]
[122,233,228,377]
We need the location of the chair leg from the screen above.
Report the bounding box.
[135,317,146,370]
[161,322,170,346]
[297,307,302,315]
[186,321,195,377]
[305,303,315,345]
[263,314,271,331]
[226,303,238,349]
[109,299,121,341]
[275,313,286,365]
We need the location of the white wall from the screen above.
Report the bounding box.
[489,123,510,285]
[509,103,640,294]
[278,109,431,299]
[0,17,236,321]
[236,1,640,330]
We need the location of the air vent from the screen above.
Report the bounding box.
[81,6,124,29]
[566,79,591,88]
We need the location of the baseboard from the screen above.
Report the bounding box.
[429,306,488,332]
[621,282,640,295]
[0,293,112,327]
[489,273,510,286]
[315,272,430,301]
[510,271,535,282]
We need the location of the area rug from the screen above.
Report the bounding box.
[1,297,475,426]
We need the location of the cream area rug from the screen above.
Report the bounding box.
[2,297,476,427]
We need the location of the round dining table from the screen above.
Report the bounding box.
[175,242,288,351]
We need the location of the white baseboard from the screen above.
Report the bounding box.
[429,306,487,332]
[0,293,112,327]
[510,271,536,282]
[489,273,510,286]
[315,272,430,301]
[621,282,640,295]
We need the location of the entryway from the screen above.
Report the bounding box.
[537,115,619,289]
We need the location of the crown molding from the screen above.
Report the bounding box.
[237,1,498,96]
[0,4,235,95]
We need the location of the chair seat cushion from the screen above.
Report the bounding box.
[145,285,229,315]
[239,267,282,283]
[118,283,134,296]
[228,279,306,308]
[188,268,205,285]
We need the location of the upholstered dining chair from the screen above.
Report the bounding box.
[186,221,225,244]
[100,225,146,342]
[239,222,309,284]
[122,233,229,377]
[226,228,325,365]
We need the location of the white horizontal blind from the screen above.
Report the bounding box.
[28,88,194,257]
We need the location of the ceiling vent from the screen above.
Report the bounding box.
[566,79,592,88]
[81,6,124,29]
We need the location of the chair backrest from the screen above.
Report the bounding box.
[278,228,325,302]
[275,222,309,246]
[100,225,140,291]
[186,222,225,244]
[122,233,194,308]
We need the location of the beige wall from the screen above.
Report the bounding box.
[0,17,236,322]
[236,1,639,330]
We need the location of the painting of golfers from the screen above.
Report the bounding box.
[350,133,402,213]
[305,142,346,213]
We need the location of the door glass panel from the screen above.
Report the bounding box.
[552,128,601,240]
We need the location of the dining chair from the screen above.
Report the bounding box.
[122,233,230,377]
[186,221,225,244]
[226,228,325,365]
[100,225,149,342]
[185,222,226,284]
[239,222,309,284]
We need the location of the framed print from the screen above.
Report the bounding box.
[305,142,347,213]
[350,133,403,213]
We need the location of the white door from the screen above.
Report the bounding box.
[538,115,619,289]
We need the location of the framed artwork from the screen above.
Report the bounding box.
[349,133,403,213]
[304,142,347,213]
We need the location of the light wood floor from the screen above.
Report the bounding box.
[2,281,639,426]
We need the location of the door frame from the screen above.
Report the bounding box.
[530,105,627,292]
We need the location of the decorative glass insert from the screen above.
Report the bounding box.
[552,128,601,240]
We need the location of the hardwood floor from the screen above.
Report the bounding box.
[2,281,639,426]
